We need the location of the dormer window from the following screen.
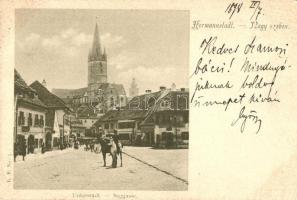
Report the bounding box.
[97,89,102,95]
[29,92,34,99]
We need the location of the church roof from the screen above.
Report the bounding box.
[52,87,88,99]
[30,81,69,109]
[53,83,126,99]
[100,83,126,95]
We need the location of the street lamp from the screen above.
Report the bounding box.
[173,115,178,149]
[62,113,66,150]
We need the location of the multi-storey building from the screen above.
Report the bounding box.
[93,86,189,148]
[30,81,71,149]
[14,70,47,154]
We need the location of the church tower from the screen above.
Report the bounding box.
[129,78,139,97]
[88,23,107,87]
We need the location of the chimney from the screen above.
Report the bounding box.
[145,89,152,94]
[171,83,176,91]
[42,79,47,88]
[160,86,166,91]
[180,88,186,92]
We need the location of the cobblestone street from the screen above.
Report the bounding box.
[14,147,188,190]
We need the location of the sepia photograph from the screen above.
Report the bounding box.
[13,9,189,191]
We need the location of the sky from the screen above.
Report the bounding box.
[15,9,189,94]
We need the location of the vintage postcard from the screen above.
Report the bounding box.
[0,0,296,200]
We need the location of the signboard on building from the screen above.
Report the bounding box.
[22,126,30,132]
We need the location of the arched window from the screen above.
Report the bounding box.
[147,97,156,108]
[110,97,114,107]
[178,95,188,110]
[99,63,103,73]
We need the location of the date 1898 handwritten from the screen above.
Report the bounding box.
[225,1,263,22]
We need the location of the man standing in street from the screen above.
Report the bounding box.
[113,130,120,153]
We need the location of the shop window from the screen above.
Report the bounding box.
[181,132,189,140]
[118,122,135,129]
[161,132,168,140]
[34,139,39,148]
[53,138,59,147]
[184,112,189,123]
[39,139,43,147]
[119,134,130,140]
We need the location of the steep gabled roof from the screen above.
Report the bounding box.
[76,104,97,118]
[14,69,35,92]
[126,91,162,110]
[18,95,47,108]
[95,83,126,96]
[15,69,47,108]
[109,83,126,96]
[30,81,69,109]
[52,83,126,102]
[52,87,88,99]
[93,109,147,127]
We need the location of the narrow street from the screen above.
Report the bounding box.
[14,147,188,191]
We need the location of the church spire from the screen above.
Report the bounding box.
[103,47,107,60]
[89,23,103,61]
